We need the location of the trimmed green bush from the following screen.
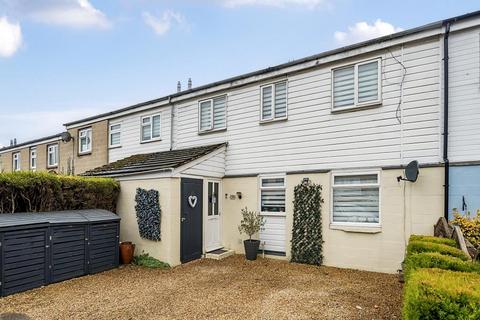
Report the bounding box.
[133,253,170,269]
[0,171,120,213]
[409,235,457,247]
[404,252,480,280]
[407,240,470,261]
[403,268,480,320]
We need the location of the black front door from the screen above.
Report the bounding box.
[180,178,203,263]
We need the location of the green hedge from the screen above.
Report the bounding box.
[403,268,480,320]
[0,172,120,213]
[407,240,470,261]
[409,235,457,247]
[404,252,480,280]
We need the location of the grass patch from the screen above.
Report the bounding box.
[133,253,170,269]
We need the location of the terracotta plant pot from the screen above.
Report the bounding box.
[119,241,135,264]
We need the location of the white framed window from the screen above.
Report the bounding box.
[79,128,92,154]
[12,152,20,171]
[331,171,381,226]
[109,123,121,147]
[141,114,161,142]
[260,81,288,122]
[30,147,37,170]
[199,95,227,133]
[332,58,382,111]
[47,144,59,167]
[259,175,286,214]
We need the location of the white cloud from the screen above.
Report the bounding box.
[334,19,403,46]
[0,108,103,145]
[2,0,111,29]
[0,16,22,58]
[143,10,186,36]
[220,0,326,8]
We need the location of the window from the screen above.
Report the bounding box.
[47,144,58,167]
[259,176,286,213]
[332,59,381,111]
[199,96,227,132]
[208,182,220,216]
[12,152,20,171]
[109,123,121,147]
[141,114,161,142]
[79,128,92,154]
[261,81,287,121]
[332,172,380,225]
[30,147,37,170]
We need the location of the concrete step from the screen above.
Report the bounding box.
[205,248,235,260]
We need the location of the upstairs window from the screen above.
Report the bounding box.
[30,147,37,170]
[47,144,58,167]
[141,114,161,142]
[199,95,227,132]
[332,172,380,225]
[259,175,286,214]
[79,128,92,154]
[12,152,20,171]
[261,81,287,122]
[109,123,121,147]
[332,59,381,111]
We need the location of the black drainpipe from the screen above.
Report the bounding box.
[443,21,451,220]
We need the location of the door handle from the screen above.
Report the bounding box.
[181,217,186,222]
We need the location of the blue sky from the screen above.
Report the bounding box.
[0,0,478,146]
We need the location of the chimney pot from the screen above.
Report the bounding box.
[188,78,192,90]
[13,138,17,146]
[177,81,181,93]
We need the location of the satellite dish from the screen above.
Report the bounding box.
[397,160,419,182]
[61,132,72,143]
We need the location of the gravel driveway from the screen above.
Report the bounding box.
[0,255,402,320]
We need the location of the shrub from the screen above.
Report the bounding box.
[238,207,265,240]
[0,171,120,213]
[133,253,170,269]
[403,268,480,320]
[409,234,457,247]
[452,210,480,249]
[404,252,480,280]
[407,240,470,261]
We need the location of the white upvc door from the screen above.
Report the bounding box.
[205,180,222,252]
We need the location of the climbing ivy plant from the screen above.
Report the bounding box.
[135,188,161,241]
[291,180,324,265]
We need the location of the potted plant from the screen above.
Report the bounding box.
[238,207,265,261]
[119,241,136,264]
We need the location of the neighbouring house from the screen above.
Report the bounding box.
[4,10,480,273]
[0,120,109,175]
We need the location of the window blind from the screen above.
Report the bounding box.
[262,86,273,120]
[274,82,287,118]
[200,100,212,131]
[358,61,379,103]
[333,66,355,108]
[213,96,226,129]
[152,115,161,138]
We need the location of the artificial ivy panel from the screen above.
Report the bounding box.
[291,181,324,265]
[134,188,161,241]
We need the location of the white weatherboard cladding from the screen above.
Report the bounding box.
[181,149,226,178]
[259,215,286,253]
[109,107,172,163]
[108,37,442,176]
[173,38,441,175]
[448,27,480,162]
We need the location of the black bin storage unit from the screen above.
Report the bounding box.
[0,209,120,297]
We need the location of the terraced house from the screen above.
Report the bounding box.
[4,11,480,273]
[0,119,109,175]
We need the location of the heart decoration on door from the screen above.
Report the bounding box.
[188,195,198,208]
